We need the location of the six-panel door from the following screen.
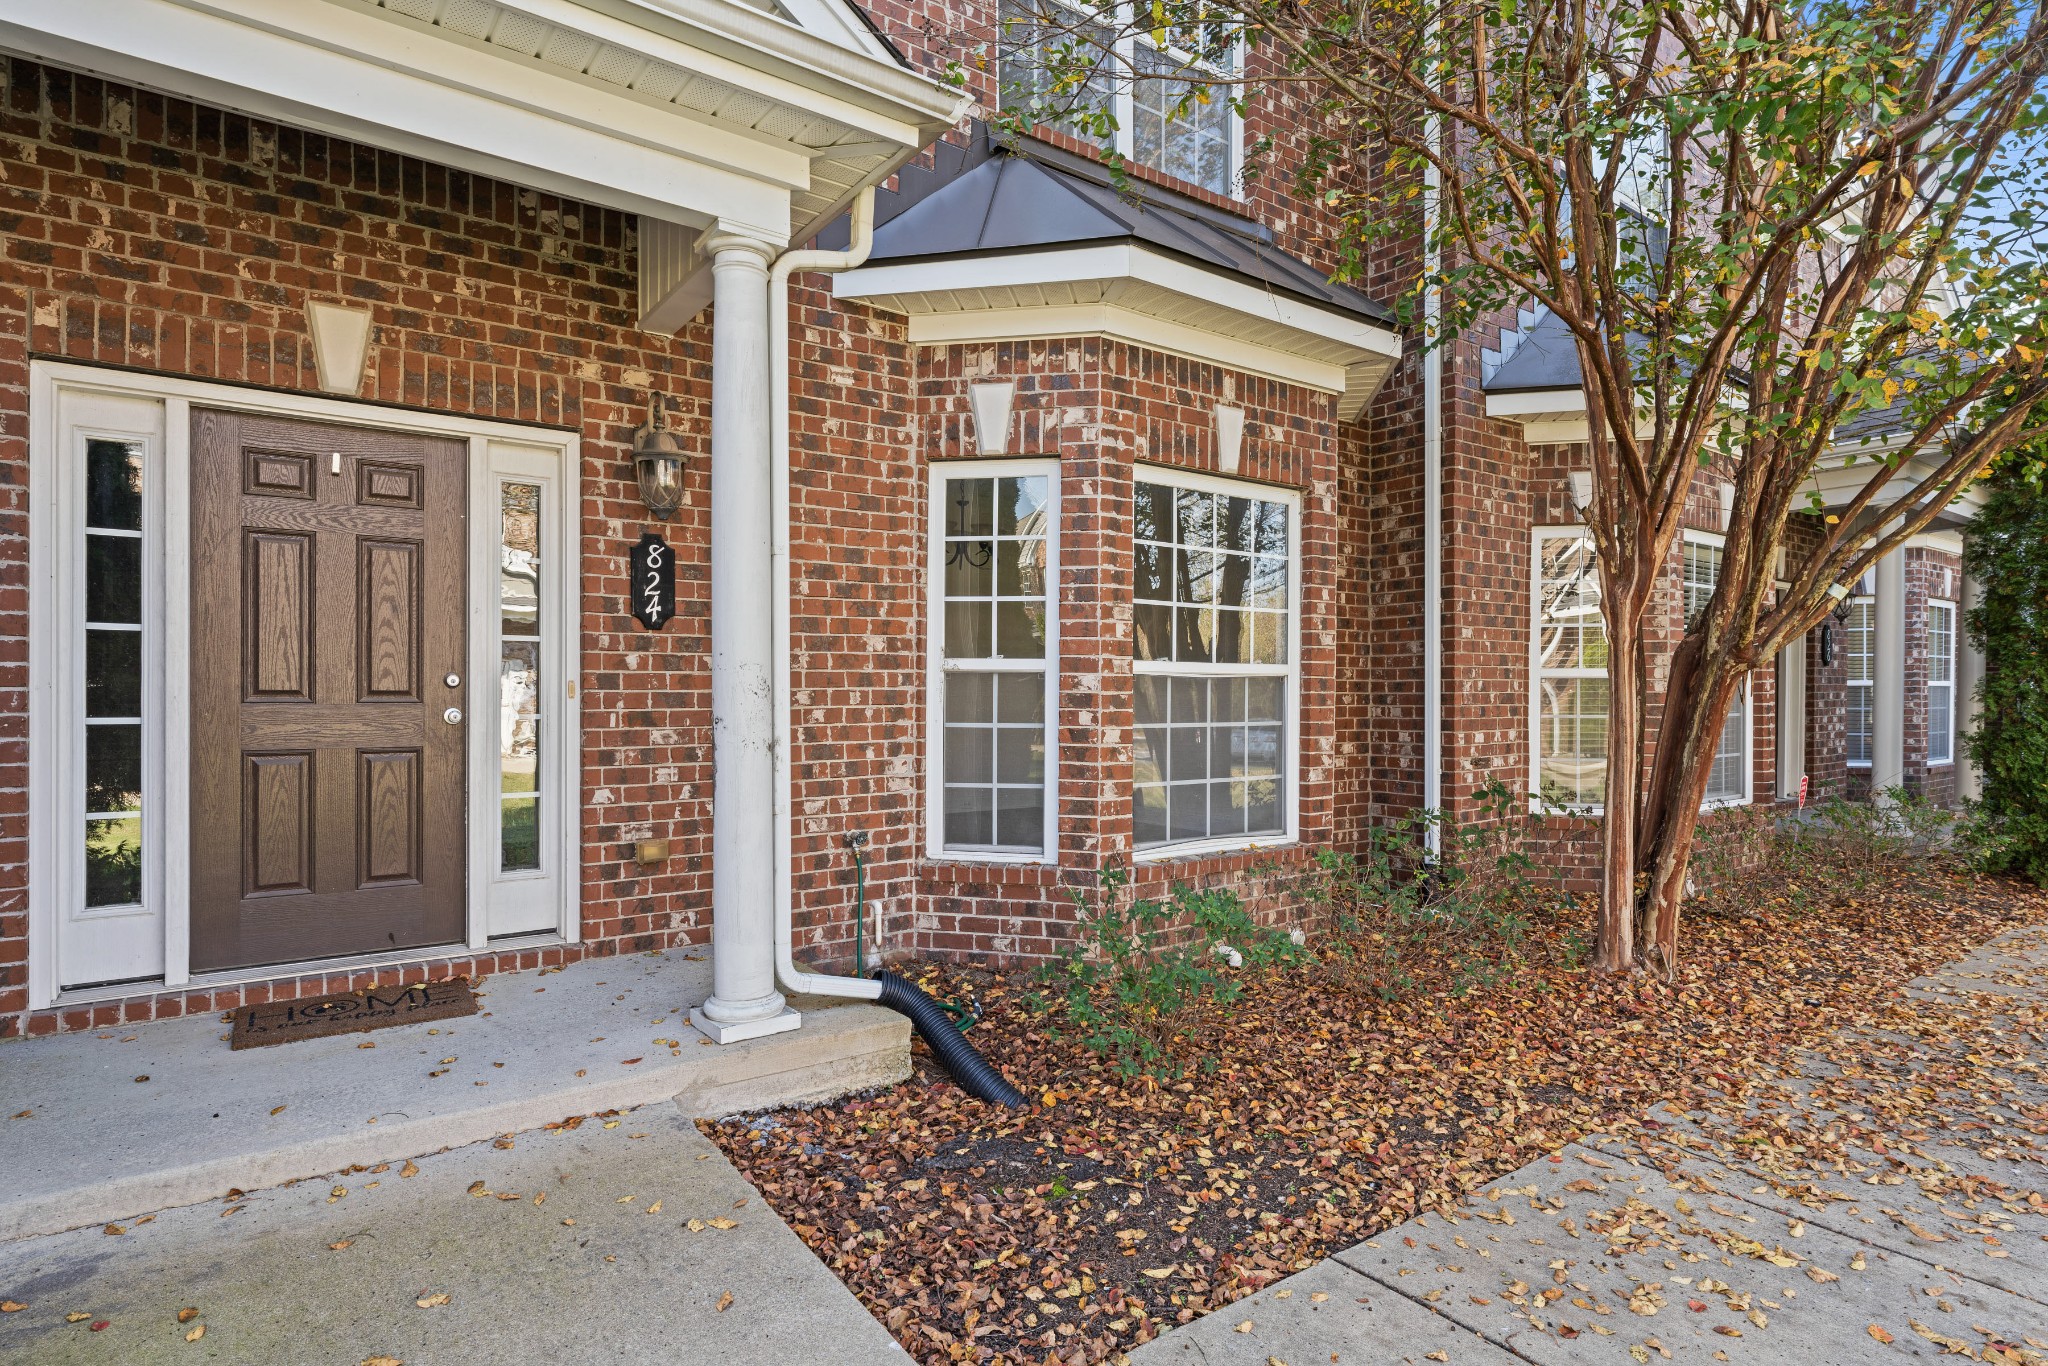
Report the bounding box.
[190,411,467,972]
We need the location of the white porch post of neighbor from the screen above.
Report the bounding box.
[695,230,801,1044]
[1958,567,1985,802]
[1873,543,1907,802]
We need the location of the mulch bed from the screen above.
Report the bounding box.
[705,864,2048,1365]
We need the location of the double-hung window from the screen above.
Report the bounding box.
[1132,473,1296,853]
[997,0,1241,197]
[929,462,1058,860]
[1844,597,1875,767]
[1531,530,1609,809]
[1927,599,1956,766]
[1682,535,1750,806]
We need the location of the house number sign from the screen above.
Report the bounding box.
[630,532,674,630]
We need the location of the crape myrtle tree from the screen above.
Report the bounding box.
[979,0,2048,973]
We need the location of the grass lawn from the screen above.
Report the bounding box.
[706,859,2048,1365]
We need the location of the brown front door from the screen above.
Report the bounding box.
[190,411,467,972]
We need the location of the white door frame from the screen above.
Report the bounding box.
[27,361,583,1010]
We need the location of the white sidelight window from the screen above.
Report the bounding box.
[1845,597,1875,767]
[1131,471,1298,854]
[1682,534,1751,807]
[1531,529,1609,809]
[1927,598,1956,766]
[997,0,1242,197]
[928,462,1059,860]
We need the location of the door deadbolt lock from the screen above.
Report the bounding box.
[443,707,463,725]
[445,673,461,688]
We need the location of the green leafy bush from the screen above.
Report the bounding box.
[1305,778,1555,998]
[1961,469,2048,886]
[1034,865,1304,1077]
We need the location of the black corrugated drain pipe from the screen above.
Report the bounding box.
[873,970,1028,1108]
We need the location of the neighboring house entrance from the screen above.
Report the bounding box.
[29,364,581,1010]
[188,413,469,972]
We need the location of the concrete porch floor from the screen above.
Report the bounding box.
[0,949,910,1243]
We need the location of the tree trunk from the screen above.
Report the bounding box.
[1637,669,1741,975]
[1595,609,1642,974]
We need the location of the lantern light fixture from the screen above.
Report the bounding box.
[630,395,688,519]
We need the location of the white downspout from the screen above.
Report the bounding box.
[769,189,885,1002]
[1422,91,1444,852]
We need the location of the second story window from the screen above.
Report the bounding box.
[997,0,1242,198]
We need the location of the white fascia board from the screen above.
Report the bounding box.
[7,0,796,231]
[1906,529,1966,554]
[837,245,1400,399]
[488,0,956,145]
[594,0,965,129]
[1485,387,1587,420]
[904,304,1350,393]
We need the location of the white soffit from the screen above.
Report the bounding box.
[834,245,1403,420]
[0,0,963,272]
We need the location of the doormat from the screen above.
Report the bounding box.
[229,978,479,1050]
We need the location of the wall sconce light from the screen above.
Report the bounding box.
[630,395,688,520]
[1820,584,1852,665]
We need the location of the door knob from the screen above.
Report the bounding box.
[445,673,461,688]
[443,707,463,725]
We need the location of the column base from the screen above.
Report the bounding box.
[691,1006,803,1045]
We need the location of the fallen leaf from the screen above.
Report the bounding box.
[716,1291,734,1313]
[66,1312,90,1323]
[707,1217,738,1230]
[415,1293,451,1310]
[329,1241,353,1252]
[177,1307,200,1323]
[400,1161,418,1179]
[186,1324,206,1342]
[270,1105,286,1116]
[1235,1320,1255,1334]
[1869,1324,1895,1344]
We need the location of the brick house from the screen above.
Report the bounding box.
[0,0,1982,1042]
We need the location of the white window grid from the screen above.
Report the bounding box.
[1530,528,1610,812]
[1132,466,1300,859]
[1927,598,1955,767]
[1845,597,1875,768]
[926,459,1061,863]
[1681,533,1752,808]
[996,0,1245,198]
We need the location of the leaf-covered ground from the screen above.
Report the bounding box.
[705,864,2048,1365]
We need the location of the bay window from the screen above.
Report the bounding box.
[1132,472,1296,854]
[929,462,1059,859]
[997,0,1242,197]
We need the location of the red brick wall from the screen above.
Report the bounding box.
[1905,546,1964,806]
[0,59,737,1034]
[893,338,1341,966]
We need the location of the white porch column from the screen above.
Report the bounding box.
[695,230,799,1044]
[1873,543,1907,803]
[1958,566,1985,803]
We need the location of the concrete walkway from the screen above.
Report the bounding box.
[1135,927,2048,1365]
[0,949,909,1242]
[0,1109,906,1365]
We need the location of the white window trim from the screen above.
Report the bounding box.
[1001,0,1246,200]
[1682,530,1752,811]
[1845,594,1876,769]
[925,457,1061,865]
[1131,463,1301,863]
[1529,525,1608,816]
[1927,597,1956,767]
[27,361,581,1012]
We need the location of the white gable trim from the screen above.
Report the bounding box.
[835,245,1402,418]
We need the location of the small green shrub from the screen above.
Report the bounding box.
[1305,778,1554,999]
[1033,865,1304,1077]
